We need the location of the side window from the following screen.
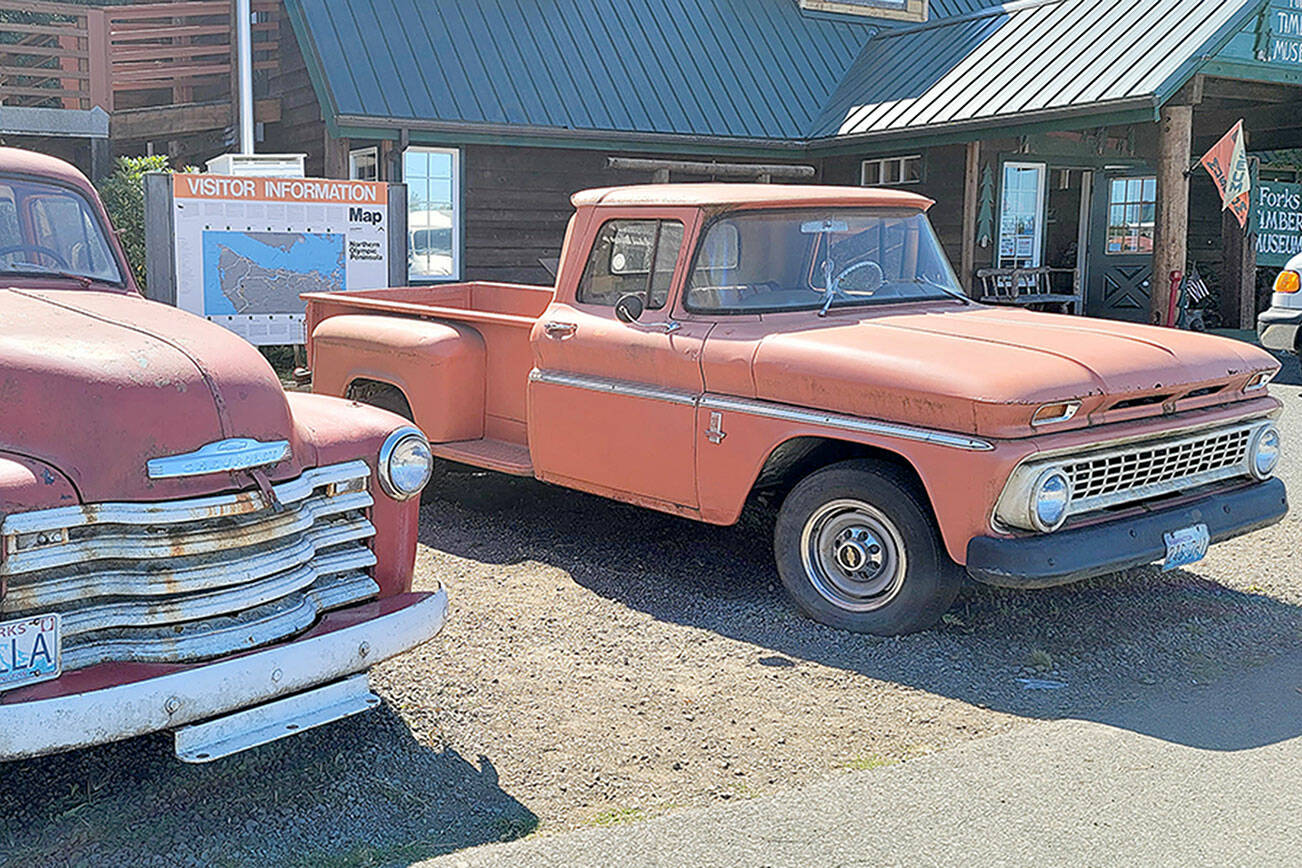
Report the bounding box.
[577,219,684,309]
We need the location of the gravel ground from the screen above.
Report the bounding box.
[2,352,1301,867]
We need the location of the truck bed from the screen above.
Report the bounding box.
[304,282,555,457]
[302,282,554,328]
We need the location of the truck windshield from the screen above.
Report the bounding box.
[685,208,964,314]
[0,176,123,285]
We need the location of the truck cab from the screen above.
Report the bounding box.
[306,184,1286,636]
[0,147,446,762]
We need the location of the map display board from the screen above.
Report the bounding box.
[171,174,389,345]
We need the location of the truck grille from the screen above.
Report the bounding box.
[1,461,378,672]
[1063,426,1253,503]
[994,419,1272,531]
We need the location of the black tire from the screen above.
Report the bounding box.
[346,380,442,504]
[774,459,961,635]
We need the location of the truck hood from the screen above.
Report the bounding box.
[0,289,304,502]
[749,306,1278,438]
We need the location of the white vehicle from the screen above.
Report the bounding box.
[1259,252,1302,354]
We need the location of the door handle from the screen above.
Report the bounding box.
[543,321,577,339]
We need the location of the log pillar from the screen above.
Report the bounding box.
[1221,208,1257,329]
[323,133,349,179]
[1151,104,1193,325]
[961,141,980,294]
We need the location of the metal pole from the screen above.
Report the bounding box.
[236,0,254,154]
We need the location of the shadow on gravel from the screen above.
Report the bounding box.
[0,702,536,865]
[424,467,1302,754]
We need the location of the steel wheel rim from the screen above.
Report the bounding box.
[799,498,907,613]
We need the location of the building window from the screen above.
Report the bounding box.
[997,162,1046,268]
[403,147,460,281]
[799,0,926,23]
[1105,176,1157,255]
[861,155,922,186]
[349,147,378,181]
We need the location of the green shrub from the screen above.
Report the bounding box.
[95,154,186,290]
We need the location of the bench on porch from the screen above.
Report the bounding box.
[974,267,1082,314]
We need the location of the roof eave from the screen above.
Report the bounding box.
[1152,0,1274,108]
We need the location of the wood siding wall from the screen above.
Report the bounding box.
[262,14,326,177]
[462,145,815,285]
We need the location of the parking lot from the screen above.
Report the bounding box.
[4,351,1301,868]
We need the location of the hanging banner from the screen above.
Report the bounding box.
[169,174,390,345]
[1200,120,1251,228]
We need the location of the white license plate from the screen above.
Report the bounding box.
[0,613,61,691]
[1162,523,1210,571]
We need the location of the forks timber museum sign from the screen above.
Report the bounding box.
[1253,180,1302,267]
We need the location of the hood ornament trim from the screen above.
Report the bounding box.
[147,438,291,479]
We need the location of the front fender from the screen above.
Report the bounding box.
[692,401,1033,566]
[0,452,81,514]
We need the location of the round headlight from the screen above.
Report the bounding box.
[1030,469,1071,532]
[1250,424,1281,480]
[378,427,433,500]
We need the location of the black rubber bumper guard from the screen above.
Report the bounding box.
[966,479,1288,589]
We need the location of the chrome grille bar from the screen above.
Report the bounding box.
[0,460,379,675]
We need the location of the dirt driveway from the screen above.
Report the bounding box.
[4,361,1301,867]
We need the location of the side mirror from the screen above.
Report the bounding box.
[614,293,645,323]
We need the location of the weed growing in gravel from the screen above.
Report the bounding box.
[844,754,896,771]
[1028,649,1055,670]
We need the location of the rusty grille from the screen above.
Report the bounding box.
[1063,427,1252,502]
[1,461,378,672]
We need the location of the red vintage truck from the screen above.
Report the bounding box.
[0,147,445,762]
[304,184,1286,635]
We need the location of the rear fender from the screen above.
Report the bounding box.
[309,314,486,442]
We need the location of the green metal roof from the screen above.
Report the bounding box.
[287,0,1273,150]
[811,0,1267,141]
[287,0,878,144]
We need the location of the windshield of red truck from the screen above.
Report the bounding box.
[0,176,123,285]
[685,208,964,314]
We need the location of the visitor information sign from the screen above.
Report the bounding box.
[170,173,390,345]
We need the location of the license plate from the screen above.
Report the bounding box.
[0,613,61,691]
[1162,523,1210,571]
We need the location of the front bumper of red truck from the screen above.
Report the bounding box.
[0,590,446,761]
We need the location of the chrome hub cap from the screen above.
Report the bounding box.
[800,499,906,612]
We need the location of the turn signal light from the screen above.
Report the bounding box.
[1276,270,1301,294]
[1031,401,1081,426]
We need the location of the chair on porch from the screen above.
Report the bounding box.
[974,266,1083,314]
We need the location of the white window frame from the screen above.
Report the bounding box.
[403,146,462,282]
[348,146,379,181]
[860,154,922,187]
[997,161,1047,269]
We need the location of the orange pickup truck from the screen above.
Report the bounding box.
[304,184,1286,635]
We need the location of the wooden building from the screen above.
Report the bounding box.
[5,0,1302,328]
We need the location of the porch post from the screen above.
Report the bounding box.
[961,141,980,294]
[324,134,349,179]
[1151,104,1193,325]
[1221,208,1257,330]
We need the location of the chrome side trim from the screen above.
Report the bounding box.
[0,590,449,761]
[529,369,994,451]
[529,368,698,407]
[699,395,996,452]
[147,438,292,479]
[2,461,371,536]
[61,572,380,670]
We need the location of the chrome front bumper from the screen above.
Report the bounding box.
[0,590,447,761]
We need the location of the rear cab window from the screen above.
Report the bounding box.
[577,219,684,310]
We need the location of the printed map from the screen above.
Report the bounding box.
[202,231,345,315]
